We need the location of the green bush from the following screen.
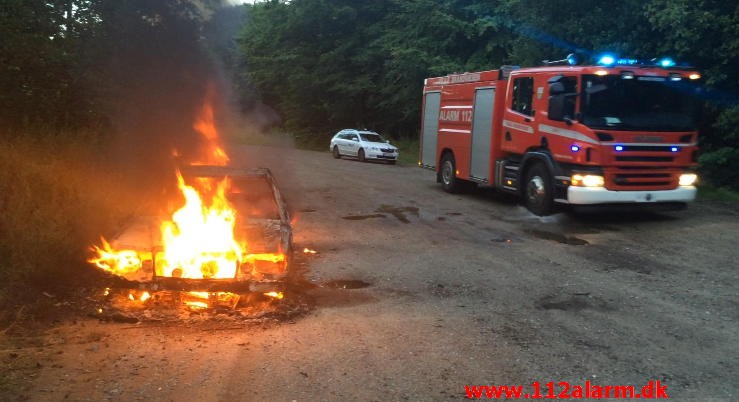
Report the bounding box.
[699,147,739,190]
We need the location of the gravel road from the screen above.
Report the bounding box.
[5,145,738,401]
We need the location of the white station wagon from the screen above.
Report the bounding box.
[329,129,399,164]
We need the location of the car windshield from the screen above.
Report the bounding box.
[581,74,701,131]
[359,133,385,143]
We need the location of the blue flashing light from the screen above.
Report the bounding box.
[570,145,580,152]
[566,53,578,66]
[671,146,679,152]
[597,54,616,66]
[658,57,676,68]
[615,145,624,152]
[617,58,638,65]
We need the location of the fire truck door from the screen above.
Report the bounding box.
[421,91,441,167]
[470,88,495,181]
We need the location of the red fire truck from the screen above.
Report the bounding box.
[419,55,702,215]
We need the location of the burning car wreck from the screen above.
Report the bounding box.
[88,165,293,313]
[91,165,291,290]
[85,88,302,316]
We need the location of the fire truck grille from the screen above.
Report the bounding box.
[617,145,680,152]
[615,156,674,163]
[606,169,677,190]
[614,174,671,186]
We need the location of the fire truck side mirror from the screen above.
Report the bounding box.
[548,94,566,121]
[548,81,573,123]
[549,81,566,94]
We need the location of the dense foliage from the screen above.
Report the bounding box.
[0,0,737,186]
[238,0,739,188]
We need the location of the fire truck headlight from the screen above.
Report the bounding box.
[571,174,605,187]
[679,173,698,186]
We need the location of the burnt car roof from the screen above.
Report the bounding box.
[179,165,274,178]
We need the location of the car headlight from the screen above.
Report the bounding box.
[679,173,698,186]
[571,174,605,187]
[370,147,380,151]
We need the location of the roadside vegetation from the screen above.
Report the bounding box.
[393,138,420,166]
[0,134,137,316]
[698,186,739,203]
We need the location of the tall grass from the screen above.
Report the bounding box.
[0,132,138,302]
[698,185,739,203]
[393,137,420,165]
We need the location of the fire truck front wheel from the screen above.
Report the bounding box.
[524,162,554,216]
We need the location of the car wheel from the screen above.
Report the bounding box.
[523,162,554,216]
[358,148,366,162]
[332,146,341,159]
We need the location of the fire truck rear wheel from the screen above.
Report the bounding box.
[333,146,341,159]
[358,148,366,162]
[524,162,554,216]
[440,154,461,193]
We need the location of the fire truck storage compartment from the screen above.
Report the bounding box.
[470,87,496,181]
[421,91,441,168]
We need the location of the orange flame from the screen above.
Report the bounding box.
[89,238,142,275]
[264,291,284,300]
[185,301,209,310]
[193,84,229,165]
[157,173,243,279]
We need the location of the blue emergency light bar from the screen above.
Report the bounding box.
[594,53,682,68]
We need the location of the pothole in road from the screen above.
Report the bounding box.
[323,279,371,289]
[525,229,589,245]
[376,205,419,223]
[342,214,386,220]
[535,293,612,312]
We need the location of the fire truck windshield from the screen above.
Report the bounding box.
[581,74,701,132]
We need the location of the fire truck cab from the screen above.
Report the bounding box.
[420,56,702,215]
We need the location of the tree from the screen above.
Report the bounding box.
[644,0,739,188]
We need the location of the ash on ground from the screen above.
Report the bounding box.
[90,288,312,325]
